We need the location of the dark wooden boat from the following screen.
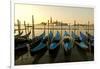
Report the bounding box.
[30,35,48,56]
[63,31,70,36]
[80,32,87,42]
[81,32,94,53]
[48,31,53,45]
[80,32,94,52]
[15,32,45,60]
[15,31,23,38]
[49,31,60,58]
[71,31,80,42]
[71,31,89,52]
[30,32,45,49]
[63,31,72,56]
[15,43,28,60]
[86,32,94,44]
[86,32,94,40]
[17,31,31,39]
[15,31,31,45]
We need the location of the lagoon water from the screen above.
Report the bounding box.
[15,25,94,38]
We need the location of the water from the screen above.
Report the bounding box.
[15,24,94,38]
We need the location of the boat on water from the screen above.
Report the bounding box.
[48,31,53,45]
[86,32,94,42]
[15,32,45,60]
[16,31,31,39]
[63,31,70,36]
[30,32,45,49]
[49,31,60,58]
[15,31,31,45]
[79,32,95,54]
[30,33,48,56]
[81,32,94,53]
[15,43,28,60]
[71,31,89,52]
[71,31,80,42]
[62,31,73,56]
[15,31,23,38]
[80,32,87,42]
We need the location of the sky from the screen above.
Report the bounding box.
[15,3,94,24]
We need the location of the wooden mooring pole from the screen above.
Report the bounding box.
[32,15,35,38]
[88,21,90,33]
[61,22,62,39]
[78,23,79,35]
[74,20,76,33]
[27,24,30,34]
[88,21,91,55]
[17,19,21,34]
[48,20,49,38]
[44,23,46,35]
[24,21,27,35]
[69,23,70,35]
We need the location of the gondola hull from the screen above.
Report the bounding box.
[30,36,42,49]
[75,41,89,53]
[63,31,72,56]
[49,43,60,58]
[64,48,71,56]
[30,46,47,56]
[63,42,72,56]
[30,36,48,57]
[15,44,28,60]
[49,31,60,58]
[86,42,94,53]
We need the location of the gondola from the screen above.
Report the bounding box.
[15,43,28,60]
[17,31,31,39]
[30,32,45,49]
[15,31,31,60]
[15,32,45,60]
[15,31,23,38]
[71,31,80,42]
[62,31,72,56]
[86,32,94,42]
[48,31,53,45]
[86,32,94,53]
[80,32,87,42]
[15,31,31,45]
[71,31,89,52]
[49,31,60,58]
[81,32,94,53]
[30,34,48,56]
[63,31,69,36]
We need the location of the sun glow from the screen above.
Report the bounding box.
[15,4,94,24]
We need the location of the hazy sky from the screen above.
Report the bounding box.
[15,4,94,24]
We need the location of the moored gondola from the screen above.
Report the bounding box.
[71,31,89,53]
[15,43,28,60]
[16,31,31,39]
[15,31,31,45]
[62,31,73,56]
[30,32,45,49]
[49,31,60,58]
[15,32,45,60]
[48,31,53,45]
[81,32,94,53]
[15,31,23,38]
[30,34,48,56]
[86,32,94,53]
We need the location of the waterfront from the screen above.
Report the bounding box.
[14,4,94,65]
